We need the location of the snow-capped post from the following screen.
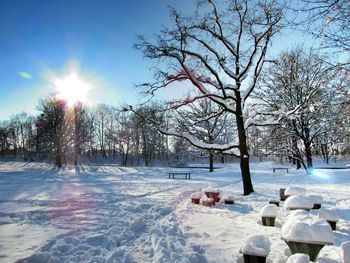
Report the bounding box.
[286,254,310,263]
[284,195,314,211]
[240,235,271,263]
[318,208,340,230]
[135,0,283,195]
[268,199,279,207]
[260,204,278,227]
[280,188,287,201]
[284,187,306,199]
[281,210,334,261]
[224,195,235,205]
[191,192,202,205]
[309,195,323,209]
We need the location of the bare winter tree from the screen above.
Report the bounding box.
[135,0,282,195]
[72,103,90,165]
[36,97,70,167]
[176,98,230,172]
[255,48,342,172]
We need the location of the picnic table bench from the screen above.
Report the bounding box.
[168,172,191,179]
[272,167,289,173]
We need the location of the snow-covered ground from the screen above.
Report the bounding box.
[0,161,349,263]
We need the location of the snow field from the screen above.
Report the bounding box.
[0,161,349,263]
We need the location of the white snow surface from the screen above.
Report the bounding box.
[0,161,349,263]
[319,208,340,222]
[281,210,334,244]
[285,187,306,196]
[260,204,278,217]
[340,241,350,263]
[286,253,310,263]
[284,195,314,210]
[240,235,271,257]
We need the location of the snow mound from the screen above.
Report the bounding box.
[260,204,278,217]
[285,187,306,196]
[318,208,340,222]
[286,253,310,263]
[341,241,350,263]
[281,210,334,244]
[240,235,271,257]
[201,197,214,202]
[284,195,314,210]
[309,195,323,204]
[191,192,202,199]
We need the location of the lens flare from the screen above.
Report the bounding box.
[310,169,331,180]
[53,73,90,106]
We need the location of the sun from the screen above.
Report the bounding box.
[53,73,90,106]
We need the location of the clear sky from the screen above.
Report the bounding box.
[0,0,195,120]
[0,0,319,121]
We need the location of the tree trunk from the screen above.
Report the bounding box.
[292,138,301,169]
[55,149,62,168]
[305,142,313,174]
[296,159,301,169]
[221,154,225,164]
[209,151,214,172]
[236,93,254,195]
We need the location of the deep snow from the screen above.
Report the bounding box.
[0,161,349,263]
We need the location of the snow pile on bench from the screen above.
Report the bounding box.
[202,187,220,193]
[281,210,334,244]
[341,241,350,263]
[285,187,306,196]
[191,192,202,199]
[201,197,214,203]
[318,208,340,222]
[284,195,314,210]
[240,235,271,257]
[309,195,323,204]
[260,204,278,217]
[286,253,310,263]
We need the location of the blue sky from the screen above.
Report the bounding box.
[0,0,318,120]
[0,0,195,119]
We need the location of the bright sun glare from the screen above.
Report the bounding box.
[53,73,90,106]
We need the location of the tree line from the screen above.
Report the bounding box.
[0,98,238,168]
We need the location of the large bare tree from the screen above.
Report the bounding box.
[135,0,282,195]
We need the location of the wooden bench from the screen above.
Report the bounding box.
[168,172,191,179]
[273,167,289,173]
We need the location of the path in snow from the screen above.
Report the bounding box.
[0,162,209,263]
